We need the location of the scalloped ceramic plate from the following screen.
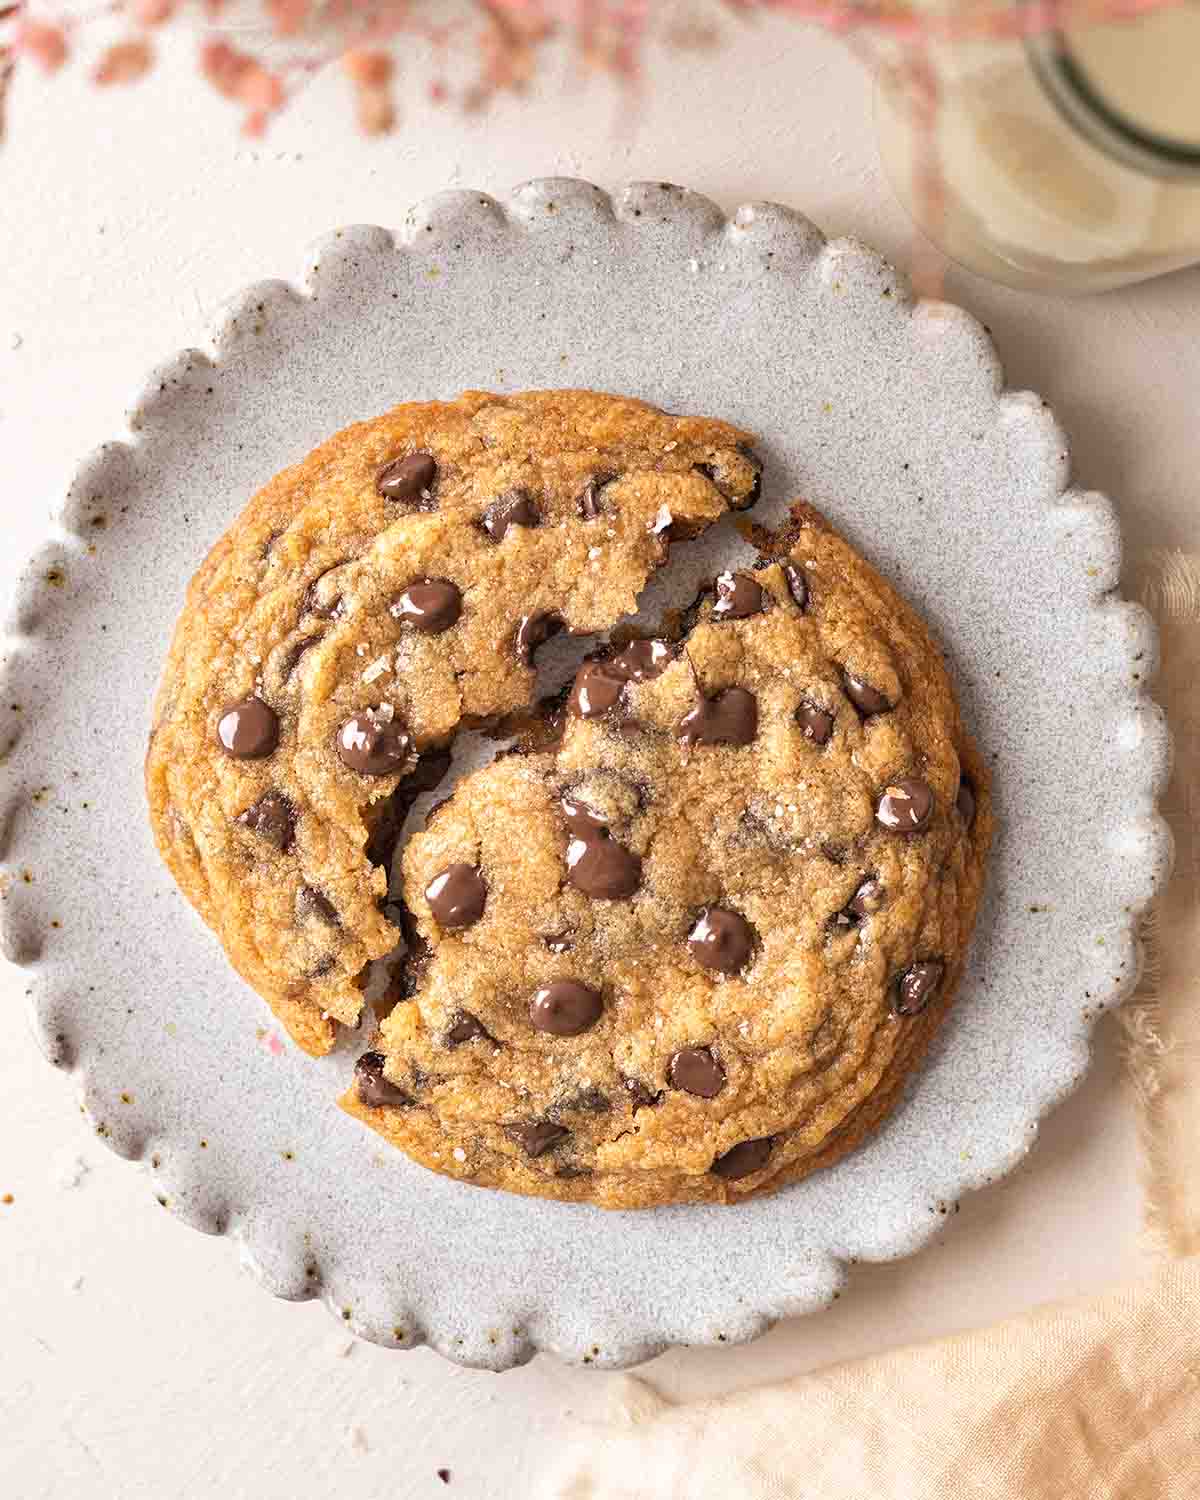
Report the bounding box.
[0,180,1171,1370]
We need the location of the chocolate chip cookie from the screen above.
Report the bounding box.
[340,500,992,1207]
[145,391,761,1055]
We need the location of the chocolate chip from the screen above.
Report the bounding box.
[445,1011,487,1045]
[843,670,893,716]
[895,960,945,1016]
[796,700,834,745]
[425,863,486,929]
[669,1047,726,1098]
[303,563,348,619]
[508,1120,569,1157]
[845,877,885,921]
[711,1136,773,1180]
[482,489,539,540]
[688,907,753,974]
[782,562,809,611]
[609,639,673,681]
[377,451,436,504]
[678,687,757,747]
[576,473,614,519]
[279,635,319,682]
[956,776,977,828]
[296,885,339,926]
[876,778,934,834]
[529,979,603,1037]
[235,792,296,852]
[713,571,764,620]
[570,639,674,717]
[336,713,412,775]
[569,662,626,719]
[560,796,608,836]
[515,612,564,667]
[354,1051,412,1108]
[543,931,574,954]
[216,697,279,759]
[391,579,462,634]
[561,796,641,899]
[624,1078,661,1110]
[738,447,764,509]
[566,832,641,899]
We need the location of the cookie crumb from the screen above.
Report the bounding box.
[1,1193,13,1205]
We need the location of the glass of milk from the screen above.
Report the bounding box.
[875,2,1200,292]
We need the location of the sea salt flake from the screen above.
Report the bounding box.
[362,655,391,683]
[452,1147,466,1162]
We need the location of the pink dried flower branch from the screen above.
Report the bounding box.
[0,0,1188,147]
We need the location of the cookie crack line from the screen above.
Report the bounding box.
[145,390,991,1209]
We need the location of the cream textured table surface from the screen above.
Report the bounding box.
[1,17,1197,1500]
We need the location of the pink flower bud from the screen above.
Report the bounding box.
[93,38,154,86]
[17,20,68,74]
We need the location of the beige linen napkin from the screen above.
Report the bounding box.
[543,551,1200,1500]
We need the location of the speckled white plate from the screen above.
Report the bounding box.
[0,180,1171,1370]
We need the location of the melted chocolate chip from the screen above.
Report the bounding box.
[216,697,279,759]
[876,778,935,834]
[843,670,894,716]
[956,776,977,828]
[425,863,486,929]
[895,960,945,1016]
[508,1120,569,1157]
[796,700,834,746]
[482,489,540,540]
[377,451,437,505]
[336,713,412,775]
[235,792,296,852]
[569,662,626,719]
[688,907,753,974]
[303,564,348,619]
[296,886,339,926]
[445,1011,487,1046]
[566,834,642,899]
[624,1078,661,1110]
[570,639,674,718]
[279,635,319,682]
[529,980,603,1037]
[609,639,673,681]
[560,797,607,836]
[713,571,765,620]
[561,796,641,899]
[711,1136,774,1180]
[678,687,758,747]
[355,1051,412,1108]
[782,562,809,611]
[515,612,564,667]
[669,1047,726,1098]
[846,877,885,921]
[392,579,462,634]
[738,447,764,509]
[576,473,614,519]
